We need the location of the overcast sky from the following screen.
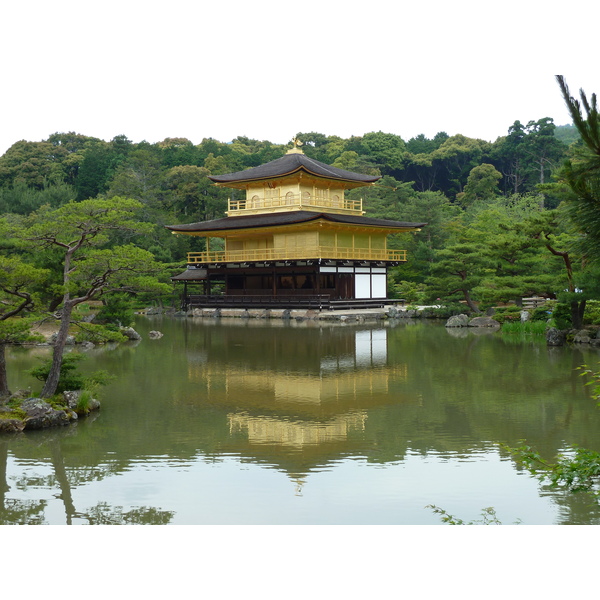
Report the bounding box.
[1,0,597,157]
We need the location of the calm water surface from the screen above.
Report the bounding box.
[3,316,600,525]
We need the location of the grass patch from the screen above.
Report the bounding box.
[500,321,548,335]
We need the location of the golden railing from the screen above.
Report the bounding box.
[227,195,363,214]
[187,247,407,264]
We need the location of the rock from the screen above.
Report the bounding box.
[20,398,71,430]
[148,330,163,339]
[79,341,95,350]
[120,327,142,340]
[468,316,500,328]
[49,333,76,345]
[546,327,566,346]
[573,330,591,344]
[0,418,24,433]
[63,390,79,409]
[445,314,470,327]
[8,389,31,400]
[221,309,248,318]
[62,390,100,415]
[520,310,530,322]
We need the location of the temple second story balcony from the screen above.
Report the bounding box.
[187,247,407,264]
[227,194,363,216]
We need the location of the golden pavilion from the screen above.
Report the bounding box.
[167,141,425,309]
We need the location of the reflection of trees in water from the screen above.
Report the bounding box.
[82,503,174,525]
[0,439,48,524]
[0,437,174,525]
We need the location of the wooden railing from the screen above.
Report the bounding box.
[187,247,407,264]
[227,195,363,214]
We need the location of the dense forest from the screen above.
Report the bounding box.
[0,111,597,331]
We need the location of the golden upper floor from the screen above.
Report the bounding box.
[208,147,378,217]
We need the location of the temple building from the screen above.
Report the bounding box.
[167,141,426,309]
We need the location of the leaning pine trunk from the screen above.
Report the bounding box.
[41,301,74,398]
[463,290,481,314]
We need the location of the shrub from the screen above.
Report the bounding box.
[531,305,553,321]
[583,300,600,326]
[390,280,428,304]
[427,302,468,319]
[95,293,135,327]
[74,322,127,344]
[552,303,572,329]
[27,353,114,395]
[489,306,522,324]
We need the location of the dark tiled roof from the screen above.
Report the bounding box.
[166,211,426,233]
[208,152,381,185]
[171,268,208,280]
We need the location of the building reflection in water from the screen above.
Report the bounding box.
[186,325,409,461]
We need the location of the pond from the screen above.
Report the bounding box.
[3,316,600,525]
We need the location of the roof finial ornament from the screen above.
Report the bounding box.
[287,136,304,154]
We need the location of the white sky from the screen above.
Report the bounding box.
[0,0,598,156]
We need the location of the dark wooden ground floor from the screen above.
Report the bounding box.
[173,260,401,309]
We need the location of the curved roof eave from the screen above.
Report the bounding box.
[166,211,427,235]
[207,153,381,186]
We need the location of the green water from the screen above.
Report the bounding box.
[2,316,600,525]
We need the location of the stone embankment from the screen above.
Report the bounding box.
[182,305,442,323]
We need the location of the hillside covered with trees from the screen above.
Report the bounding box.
[0,106,597,331]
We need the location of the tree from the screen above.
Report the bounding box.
[165,165,226,221]
[0,254,47,397]
[21,197,170,397]
[457,163,502,207]
[467,197,559,306]
[426,231,491,312]
[556,75,600,261]
[520,118,566,188]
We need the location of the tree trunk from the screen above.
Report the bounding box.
[0,344,9,399]
[463,290,481,313]
[571,299,586,330]
[41,300,74,398]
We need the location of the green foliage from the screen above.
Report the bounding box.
[507,443,600,499]
[390,280,428,304]
[500,321,547,336]
[27,353,114,395]
[489,306,522,324]
[28,353,85,393]
[94,293,135,327]
[582,300,600,325]
[425,302,466,319]
[73,323,127,344]
[551,303,572,329]
[457,163,502,207]
[530,305,553,321]
[75,386,98,415]
[426,505,515,525]
[556,76,600,262]
[576,363,600,406]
